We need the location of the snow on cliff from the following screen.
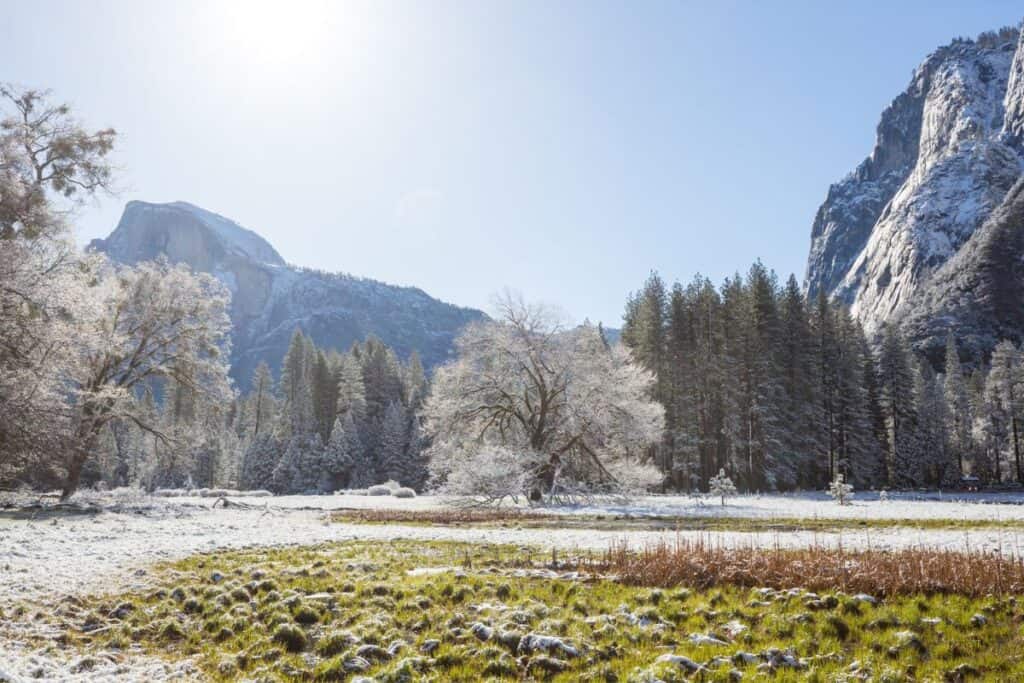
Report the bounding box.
[805,25,1024,360]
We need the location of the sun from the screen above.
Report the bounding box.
[210,0,337,71]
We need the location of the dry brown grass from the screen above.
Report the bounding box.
[586,538,1024,597]
[330,507,555,525]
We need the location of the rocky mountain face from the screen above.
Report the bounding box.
[90,201,485,387]
[805,25,1024,363]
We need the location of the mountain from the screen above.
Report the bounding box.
[90,201,485,387]
[805,24,1024,363]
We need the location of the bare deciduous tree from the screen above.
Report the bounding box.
[62,259,233,498]
[424,293,664,502]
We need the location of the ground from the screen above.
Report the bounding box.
[3,490,1024,681]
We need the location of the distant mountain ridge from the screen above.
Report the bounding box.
[90,201,486,387]
[804,23,1024,363]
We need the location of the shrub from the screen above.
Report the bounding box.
[271,623,308,652]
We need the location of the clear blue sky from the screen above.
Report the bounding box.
[2,1,1021,326]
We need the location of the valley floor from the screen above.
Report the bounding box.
[4,490,1024,680]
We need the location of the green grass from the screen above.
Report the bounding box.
[37,540,1024,681]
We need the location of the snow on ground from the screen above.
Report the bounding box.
[5,492,1024,680]
[174,489,1024,522]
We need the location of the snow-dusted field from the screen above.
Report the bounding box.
[5,491,1024,681]
[175,489,1024,522]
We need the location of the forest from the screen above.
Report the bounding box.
[621,267,1023,492]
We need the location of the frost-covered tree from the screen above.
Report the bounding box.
[403,416,430,491]
[708,468,737,506]
[827,472,854,505]
[404,350,427,409]
[0,85,115,484]
[943,333,970,479]
[425,293,664,501]
[271,433,324,494]
[335,351,367,424]
[63,259,233,498]
[322,413,361,491]
[915,362,955,487]
[241,433,282,491]
[279,329,316,438]
[311,350,338,444]
[240,361,277,441]
[987,341,1023,483]
[379,401,411,485]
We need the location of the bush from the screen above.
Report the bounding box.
[393,487,417,498]
[271,623,308,652]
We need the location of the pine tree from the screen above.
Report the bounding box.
[988,341,1023,483]
[271,433,324,494]
[322,413,361,491]
[877,324,918,487]
[335,352,368,424]
[915,361,954,487]
[779,275,821,484]
[311,350,339,444]
[404,351,427,409]
[280,328,315,438]
[664,282,699,489]
[404,416,430,491]
[240,433,282,490]
[943,333,970,480]
[708,468,737,506]
[378,401,412,485]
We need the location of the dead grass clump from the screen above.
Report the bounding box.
[331,508,554,525]
[588,539,1024,598]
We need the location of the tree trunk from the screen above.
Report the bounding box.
[61,409,102,500]
[1012,413,1022,484]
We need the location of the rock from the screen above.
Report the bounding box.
[721,620,747,639]
[470,622,494,642]
[945,662,981,681]
[893,630,927,654]
[760,648,806,671]
[970,613,988,627]
[688,633,728,646]
[420,639,441,655]
[517,633,579,658]
[91,200,485,387]
[655,653,705,673]
[851,593,878,605]
[804,26,1024,362]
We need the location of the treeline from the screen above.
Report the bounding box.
[80,330,428,494]
[238,331,428,493]
[622,264,1024,492]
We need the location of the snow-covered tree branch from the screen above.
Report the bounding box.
[61,259,233,498]
[424,293,664,502]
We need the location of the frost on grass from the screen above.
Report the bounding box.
[15,540,1024,682]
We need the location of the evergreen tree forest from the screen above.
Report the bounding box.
[622,265,1024,492]
[76,331,429,495]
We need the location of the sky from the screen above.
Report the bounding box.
[2,1,1022,326]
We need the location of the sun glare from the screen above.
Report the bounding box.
[210,0,338,72]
